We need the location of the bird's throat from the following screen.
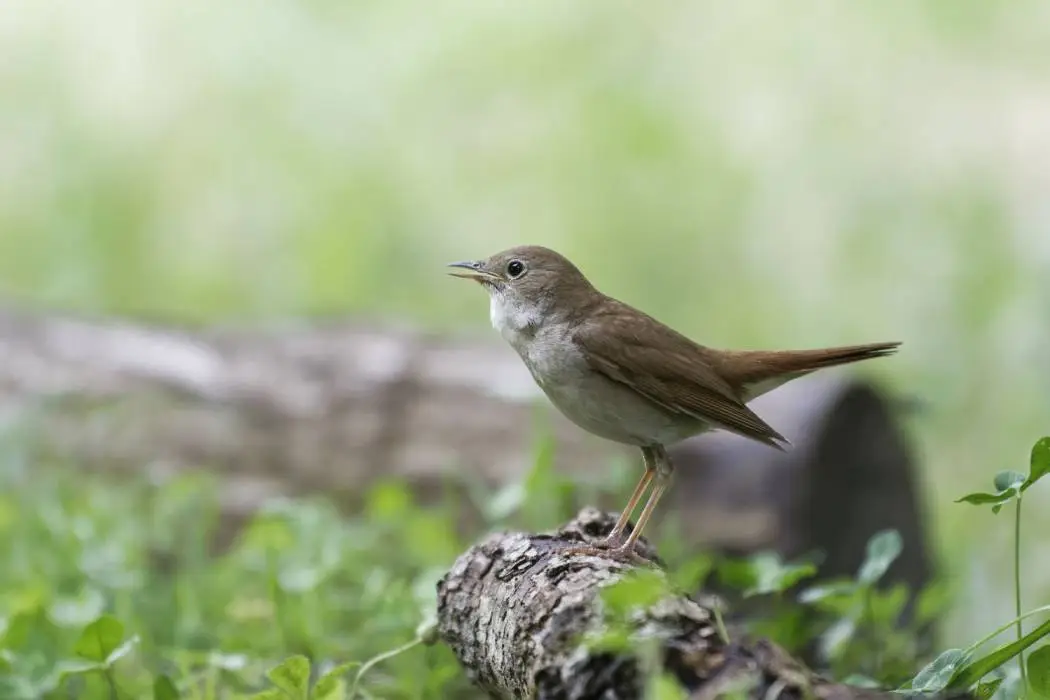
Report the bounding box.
[489,293,541,348]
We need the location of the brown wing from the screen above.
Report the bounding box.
[572,300,788,449]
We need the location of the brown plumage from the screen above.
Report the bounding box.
[448,244,901,563]
[574,296,899,449]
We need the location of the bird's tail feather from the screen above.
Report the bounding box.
[718,341,901,393]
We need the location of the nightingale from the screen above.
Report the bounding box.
[448,245,899,563]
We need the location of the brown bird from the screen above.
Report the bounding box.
[448,245,899,563]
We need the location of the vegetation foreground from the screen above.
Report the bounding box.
[0,426,1047,699]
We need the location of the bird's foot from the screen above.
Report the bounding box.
[559,541,651,567]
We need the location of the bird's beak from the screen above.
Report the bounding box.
[446,261,502,283]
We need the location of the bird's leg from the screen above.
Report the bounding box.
[607,445,673,556]
[603,446,657,546]
[559,446,671,566]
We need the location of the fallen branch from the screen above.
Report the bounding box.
[436,508,955,700]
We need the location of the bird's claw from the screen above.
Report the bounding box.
[558,542,652,567]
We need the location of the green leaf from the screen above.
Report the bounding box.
[314,661,359,700]
[74,615,125,664]
[207,652,248,671]
[948,618,1050,690]
[47,588,106,628]
[600,569,670,618]
[1023,437,1050,493]
[743,553,816,597]
[248,691,287,700]
[484,480,526,522]
[994,470,1026,493]
[416,614,439,646]
[956,491,1016,506]
[819,615,858,661]
[958,469,1030,513]
[958,474,1022,512]
[365,479,414,521]
[907,648,971,693]
[857,530,902,585]
[153,675,179,700]
[278,567,323,593]
[915,581,951,625]
[648,672,688,699]
[716,558,756,591]
[104,636,139,667]
[1027,644,1050,696]
[584,627,634,653]
[54,658,104,677]
[798,580,856,606]
[842,674,881,688]
[266,655,311,700]
[974,677,1003,700]
[868,583,909,626]
[670,553,715,592]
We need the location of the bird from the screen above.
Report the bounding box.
[447,245,900,563]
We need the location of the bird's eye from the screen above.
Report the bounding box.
[506,260,525,278]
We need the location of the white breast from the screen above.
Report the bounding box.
[486,291,701,446]
[489,294,539,349]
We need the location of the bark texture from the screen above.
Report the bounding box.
[437,509,952,700]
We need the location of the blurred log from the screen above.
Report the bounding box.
[658,376,934,665]
[0,308,930,600]
[0,307,620,513]
[436,509,961,700]
[663,373,932,601]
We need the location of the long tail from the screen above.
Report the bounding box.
[716,341,901,396]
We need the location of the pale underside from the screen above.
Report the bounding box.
[488,289,788,448]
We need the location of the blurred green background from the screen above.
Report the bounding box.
[1,0,1049,661]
